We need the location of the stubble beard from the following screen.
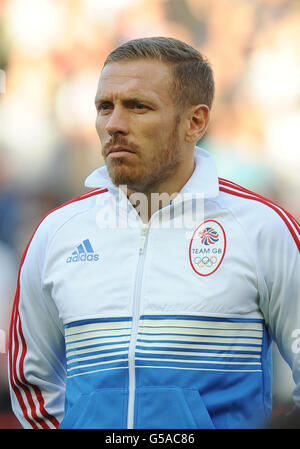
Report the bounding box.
[104,115,182,195]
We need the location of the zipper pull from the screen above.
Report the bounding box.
[139,224,148,255]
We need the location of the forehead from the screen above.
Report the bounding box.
[96,59,173,104]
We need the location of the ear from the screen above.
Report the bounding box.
[185,104,210,143]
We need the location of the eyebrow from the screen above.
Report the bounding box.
[94,94,158,108]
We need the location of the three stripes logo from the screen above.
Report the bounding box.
[66,239,99,263]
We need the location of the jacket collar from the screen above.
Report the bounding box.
[84,146,219,199]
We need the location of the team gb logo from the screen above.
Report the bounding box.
[189,220,226,276]
[199,227,219,245]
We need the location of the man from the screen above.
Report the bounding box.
[8,37,300,429]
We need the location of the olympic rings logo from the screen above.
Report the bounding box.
[193,256,217,268]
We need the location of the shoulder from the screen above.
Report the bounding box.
[42,188,108,227]
[217,177,300,252]
[22,188,108,258]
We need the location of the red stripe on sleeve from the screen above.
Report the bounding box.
[8,188,108,428]
[219,178,300,233]
[219,180,300,251]
[9,300,39,428]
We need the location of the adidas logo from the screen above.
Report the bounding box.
[66,239,100,263]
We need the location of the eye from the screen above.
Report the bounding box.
[135,103,147,109]
[131,102,150,113]
[96,102,113,114]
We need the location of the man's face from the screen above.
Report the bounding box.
[95,59,186,193]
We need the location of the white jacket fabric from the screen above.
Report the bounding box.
[8,147,300,429]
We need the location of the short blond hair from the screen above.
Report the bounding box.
[103,36,214,110]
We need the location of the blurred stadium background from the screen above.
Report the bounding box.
[0,0,299,428]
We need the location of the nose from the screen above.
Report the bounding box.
[105,106,129,136]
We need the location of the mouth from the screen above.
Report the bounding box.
[107,146,135,158]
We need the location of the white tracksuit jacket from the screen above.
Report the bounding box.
[8,147,300,429]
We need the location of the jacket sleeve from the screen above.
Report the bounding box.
[258,211,300,411]
[8,218,66,429]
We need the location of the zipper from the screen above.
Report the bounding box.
[127,223,149,429]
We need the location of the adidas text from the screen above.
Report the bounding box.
[66,254,99,263]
